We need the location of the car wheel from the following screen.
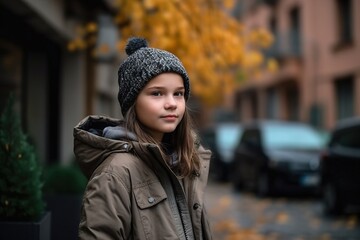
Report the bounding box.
[256,172,270,197]
[323,182,343,215]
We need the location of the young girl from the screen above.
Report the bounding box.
[73,37,213,240]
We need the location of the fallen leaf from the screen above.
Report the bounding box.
[275,212,289,224]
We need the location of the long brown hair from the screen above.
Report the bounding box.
[124,105,201,177]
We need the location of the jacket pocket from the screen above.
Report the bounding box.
[133,181,167,209]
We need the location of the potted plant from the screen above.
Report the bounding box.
[43,161,87,240]
[0,95,51,240]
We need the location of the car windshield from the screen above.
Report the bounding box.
[216,124,242,150]
[263,124,324,150]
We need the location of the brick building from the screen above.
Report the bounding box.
[234,0,360,130]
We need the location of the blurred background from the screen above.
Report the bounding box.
[1,0,359,168]
[1,0,359,239]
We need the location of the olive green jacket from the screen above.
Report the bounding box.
[73,115,213,240]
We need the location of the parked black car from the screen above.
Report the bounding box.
[320,117,360,215]
[200,123,242,181]
[230,120,326,197]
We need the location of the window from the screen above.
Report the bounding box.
[247,90,258,119]
[335,0,353,47]
[265,17,281,58]
[0,39,22,114]
[266,87,279,119]
[285,86,299,121]
[335,76,354,120]
[263,124,324,150]
[289,7,301,56]
[335,127,360,149]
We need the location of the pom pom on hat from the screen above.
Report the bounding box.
[125,37,148,56]
[117,37,190,116]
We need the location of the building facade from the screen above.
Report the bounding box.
[0,0,121,164]
[235,0,360,130]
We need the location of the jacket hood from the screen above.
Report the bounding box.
[74,115,212,180]
[73,115,137,179]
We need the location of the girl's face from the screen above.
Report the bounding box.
[135,73,186,142]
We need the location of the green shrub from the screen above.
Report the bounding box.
[43,163,87,195]
[0,95,45,221]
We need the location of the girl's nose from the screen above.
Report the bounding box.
[164,96,177,109]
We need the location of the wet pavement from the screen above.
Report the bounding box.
[205,181,360,240]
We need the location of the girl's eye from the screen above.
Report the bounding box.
[151,91,162,96]
[174,91,184,97]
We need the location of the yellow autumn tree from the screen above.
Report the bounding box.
[68,0,273,106]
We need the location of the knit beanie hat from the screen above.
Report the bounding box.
[117,37,190,116]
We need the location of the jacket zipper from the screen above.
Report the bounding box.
[148,145,194,240]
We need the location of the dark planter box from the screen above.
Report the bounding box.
[44,194,82,240]
[0,211,51,240]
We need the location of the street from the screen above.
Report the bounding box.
[205,181,360,240]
